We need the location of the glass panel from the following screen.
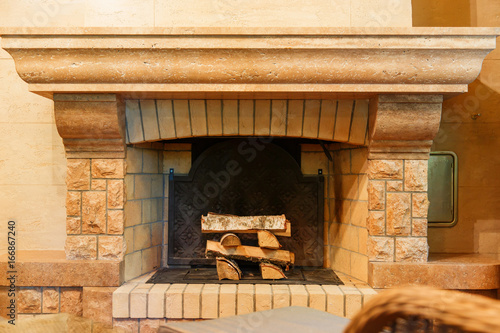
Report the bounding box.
[428,152,457,227]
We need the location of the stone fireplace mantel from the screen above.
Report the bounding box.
[1,27,499,311]
[0,27,498,99]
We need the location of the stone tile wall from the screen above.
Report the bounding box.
[124,144,164,281]
[367,160,429,262]
[64,158,126,261]
[327,146,369,282]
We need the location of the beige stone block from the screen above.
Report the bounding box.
[157,100,176,140]
[289,285,308,307]
[134,175,152,200]
[189,100,208,137]
[340,200,351,224]
[351,201,368,227]
[386,193,411,236]
[200,284,219,319]
[351,0,412,27]
[350,253,369,282]
[151,222,163,247]
[334,100,353,142]
[305,285,326,311]
[206,100,222,136]
[412,218,428,236]
[222,100,239,135]
[254,100,271,136]
[91,159,125,179]
[165,284,187,319]
[124,252,142,282]
[368,160,403,180]
[113,318,139,333]
[148,284,170,318]
[358,175,368,201]
[60,288,83,316]
[183,284,203,319]
[272,285,290,309]
[107,210,124,235]
[140,100,160,142]
[367,180,385,210]
[98,236,125,260]
[151,175,164,198]
[84,0,155,27]
[318,99,336,140]
[81,191,106,234]
[301,152,329,175]
[395,237,428,262]
[142,246,160,275]
[125,200,142,227]
[42,287,59,314]
[412,193,430,218]
[351,148,368,174]
[219,284,237,318]
[173,100,191,138]
[18,287,41,314]
[143,150,159,174]
[140,319,162,333]
[286,100,304,137]
[82,287,115,327]
[359,228,368,255]
[236,284,254,315]
[108,180,124,209]
[367,211,385,236]
[255,284,272,312]
[65,235,97,260]
[130,284,153,319]
[134,224,151,251]
[331,247,351,274]
[367,236,394,262]
[66,159,90,190]
[126,100,145,142]
[125,175,135,201]
[341,225,359,253]
[66,216,81,235]
[303,100,321,138]
[112,283,137,318]
[66,191,81,216]
[342,175,358,200]
[404,160,428,191]
[126,147,143,174]
[163,151,191,174]
[91,179,106,191]
[238,100,254,136]
[338,149,351,174]
[386,181,403,192]
[322,285,344,317]
[340,285,362,319]
[124,227,134,255]
[156,0,350,27]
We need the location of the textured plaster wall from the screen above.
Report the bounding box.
[0,0,412,255]
[414,0,500,255]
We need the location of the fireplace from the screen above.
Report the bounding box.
[0,27,497,323]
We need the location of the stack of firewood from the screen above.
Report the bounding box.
[202,213,295,280]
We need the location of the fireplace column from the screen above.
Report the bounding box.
[53,94,127,261]
[367,95,442,262]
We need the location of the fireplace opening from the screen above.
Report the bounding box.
[146,138,343,284]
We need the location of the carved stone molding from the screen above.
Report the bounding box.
[368,95,443,160]
[53,94,126,158]
[0,27,497,99]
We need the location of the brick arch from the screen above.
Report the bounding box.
[124,99,369,146]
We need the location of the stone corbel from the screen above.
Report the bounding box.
[368,95,443,160]
[53,94,126,159]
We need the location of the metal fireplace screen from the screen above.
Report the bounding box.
[168,139,324,266]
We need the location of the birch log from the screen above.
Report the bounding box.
[201,213,287,232]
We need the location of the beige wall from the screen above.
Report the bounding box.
[414,0,500,255]
[0,0,412,255]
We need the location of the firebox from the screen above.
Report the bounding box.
[167,139,324,267]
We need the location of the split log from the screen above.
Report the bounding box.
[202,213,287,232]
[257,230,281,249]
[273,220,292,237]
[260,263,287,280]
[220,233,241,247]
[206,240,294,268]
[216,257,242,280]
